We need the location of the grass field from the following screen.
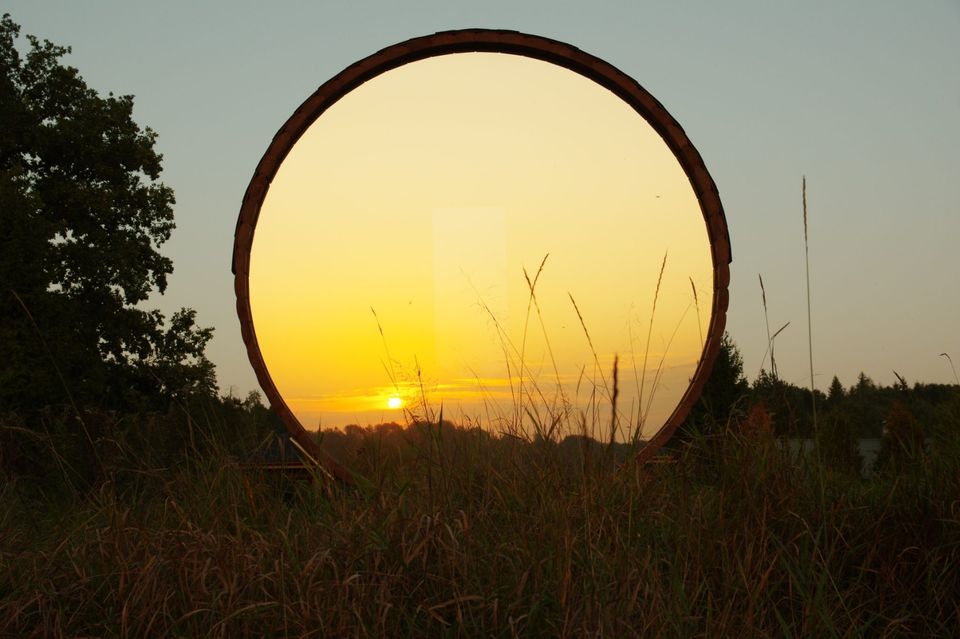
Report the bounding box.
[2,400,959,638]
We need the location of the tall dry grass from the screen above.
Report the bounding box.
[2,405,959,637]
[4,182,959,637]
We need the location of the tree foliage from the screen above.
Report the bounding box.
[680,331,750,436]
[0,14,215,412]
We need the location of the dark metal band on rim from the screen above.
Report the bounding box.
[232,29,731,477]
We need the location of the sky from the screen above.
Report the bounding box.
[248,52,711,435]
[8,1,960,413]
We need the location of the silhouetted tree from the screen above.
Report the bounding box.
[0,14,215,412]
[854,372,874,394]
[751,369,792,436]
[826,375,845,406]
[679,332,749,437]
[846,372,885,438]
[815,375,861,474]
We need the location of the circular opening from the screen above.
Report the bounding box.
[233,30,730,478]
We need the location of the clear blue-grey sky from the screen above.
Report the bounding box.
[9,1,960,395]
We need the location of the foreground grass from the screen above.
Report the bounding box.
[2,415,959,637]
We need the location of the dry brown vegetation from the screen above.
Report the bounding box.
[2,399,959,637]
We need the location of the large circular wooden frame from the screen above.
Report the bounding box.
[233,29,730,480]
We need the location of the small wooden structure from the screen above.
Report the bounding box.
[232,30,731,480]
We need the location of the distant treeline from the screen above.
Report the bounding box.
[314,334,960,477]
[730,371,957,440]
[317,419,647,470]
[671,333,958,442]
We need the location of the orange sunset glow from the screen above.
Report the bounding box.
[248,52,713,440]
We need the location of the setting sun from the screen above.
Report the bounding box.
[248,52,713,439]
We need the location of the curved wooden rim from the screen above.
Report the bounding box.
[233,29,731,477]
